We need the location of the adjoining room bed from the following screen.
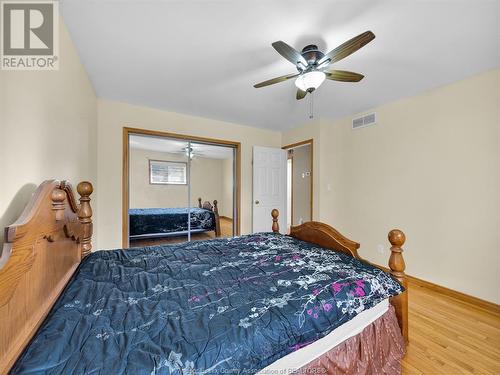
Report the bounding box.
[129,197,221,239]
[0,180,408,374]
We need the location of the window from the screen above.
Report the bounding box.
[149,160,187,185]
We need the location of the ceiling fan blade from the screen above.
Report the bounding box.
[253,73,299,88]
[325,70,364,82]
[272,41,308,68]
[296,89,307,100]
[318,31,375,66]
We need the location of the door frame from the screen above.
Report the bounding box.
[282,139,314,224]
[122,127,241,248]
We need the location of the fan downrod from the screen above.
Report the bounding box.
[300,44,324,67]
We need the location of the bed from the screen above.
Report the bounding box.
[129,198,221,239]
[0,180,408,374]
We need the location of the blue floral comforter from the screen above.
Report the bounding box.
[12,233,403,374]
[129,207,215,236]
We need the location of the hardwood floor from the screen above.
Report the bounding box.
[402,279,500,374]
[130,217,234,247]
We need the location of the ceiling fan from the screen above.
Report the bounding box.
[171,146,206,160]
[254,31,375,100]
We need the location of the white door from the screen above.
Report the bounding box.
[252,146,287,234]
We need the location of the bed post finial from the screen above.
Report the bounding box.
[271,209,279,233]
[388,229,406,280]
[77,181,93,257]
[388,229,408,344]
[51,188,66,221]
[198,197,202,208]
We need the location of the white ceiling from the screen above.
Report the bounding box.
[130,134,234,159]
[61,0,500,131]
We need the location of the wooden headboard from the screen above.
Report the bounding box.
[0,180,93,374]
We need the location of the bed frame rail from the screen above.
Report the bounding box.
[271,209,408,343]
[0,180,93,374]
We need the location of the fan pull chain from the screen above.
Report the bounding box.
[309,91,314,119]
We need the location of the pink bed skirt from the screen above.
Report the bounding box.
[296,305,406,375]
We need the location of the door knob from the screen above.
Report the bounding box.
[255,200,260,204]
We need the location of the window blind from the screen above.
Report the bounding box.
[149,160,187,185]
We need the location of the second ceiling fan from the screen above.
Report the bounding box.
[254,31,375,100]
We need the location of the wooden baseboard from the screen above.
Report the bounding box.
[219,216,233,221]
[406,275,500,316]
[370,261,500,316]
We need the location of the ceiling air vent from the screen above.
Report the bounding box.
[352,112,376,130]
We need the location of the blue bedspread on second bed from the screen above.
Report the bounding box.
[12,233,403,374]
[129,207,215,236]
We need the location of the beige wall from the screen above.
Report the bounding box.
[129,148,232,214]
[283,67,500,303]
[291,145,312,225]
[97,99,281,249]
[0,18,97,250]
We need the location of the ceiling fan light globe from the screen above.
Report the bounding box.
[295,71,326,92]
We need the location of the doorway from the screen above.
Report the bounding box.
[283,139,313,231]
[123,128,241,248]
[252,146,288,234]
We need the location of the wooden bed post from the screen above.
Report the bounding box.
[213,200,221,237]
[51,188,66,222]
[77,181,93,257]
[271,209,280,233]
[388,229,409,344]
[198,197,221,238]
